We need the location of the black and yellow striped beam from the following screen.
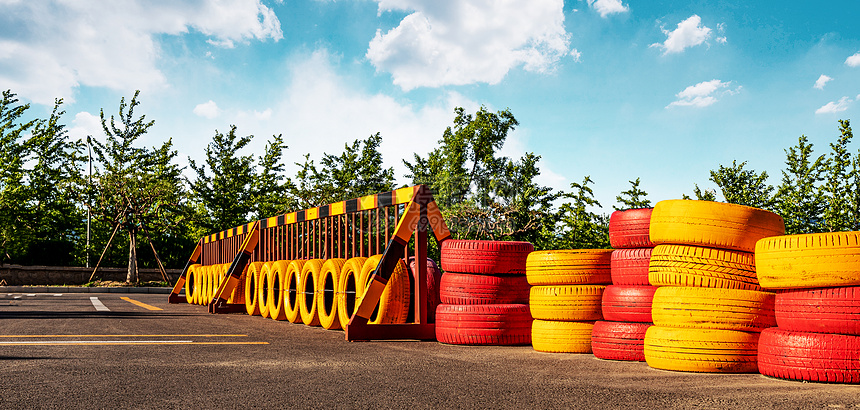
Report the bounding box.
[203,186,420,243]
[209,221,260,313]
[167,239,202,304]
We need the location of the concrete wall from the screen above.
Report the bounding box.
[0,264,182,286]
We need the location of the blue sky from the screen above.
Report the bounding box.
[2,0,859,211]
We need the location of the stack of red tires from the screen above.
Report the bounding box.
[643,200,785,373]
[756,232,860,383]
[435,240,534,345]
[527,249,612,353]
[591,208,657,361]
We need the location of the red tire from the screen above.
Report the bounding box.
[435,304,532,346]
[601,285,657,323]
[440,273,530,305]
[608,208,655,249]
[441,240,534,275]
[775,287,860,335]
[758,328,860,383]
[610,248,652,286]
[409,257,443,323]
[591,321,651,362]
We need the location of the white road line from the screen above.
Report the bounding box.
[26,294,36,297]
[53,294,63,297]
[90,297,110,312]
[0,340,193,345]
[13,296,21,300]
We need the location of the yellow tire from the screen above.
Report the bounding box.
[317,258,346,330]
[337,257,368,330]
[756,232,860,289]
[648,244,759,290]
[526,250,612,286]
[651,287,776,331]
[644,325,760,373]
[650,199,785,253]
[201,265,212,305]
[214,264,228,301]
[256,262,274,319]
[267,260,290,321]
[531,320,594,353]
[298,259,324,326]
[529,285,605,321]
[284,260,306,323]
[359,255,411,325]
[185,264,200,305]
[244,262,265,316]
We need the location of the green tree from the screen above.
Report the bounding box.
[708,160,774,210]
[291,133,395,208]
[559,176,609,249]
[404,106,518,208]
[188,125,255,234]
[19,98,86,265]
[774,135,826,234]
[490,153,562,247]
[252,133,296,220]
[90,91,187,283]
[821,120,854,232]
[0,90,36,263]
[614,178,651,210]
[404,106,562,247]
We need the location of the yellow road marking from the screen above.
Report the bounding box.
[0,334,249,338]
[119,297,162,310]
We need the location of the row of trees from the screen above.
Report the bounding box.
[0,88,856,282]
[687,120,858,234]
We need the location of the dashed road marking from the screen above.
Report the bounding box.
[53,294,63,297]
[26,294,35,297]
[90,297,110,312]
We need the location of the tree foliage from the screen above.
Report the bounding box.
[614,178,651,210]
[708,160,775,210]
[775,135,826,234]
[559,176,610,249]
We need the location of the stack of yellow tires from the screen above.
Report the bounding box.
[756,232,860,383]
[644,200,785,373]
[527,249,612,353]
[185,263,242,306]
[242,257,411,330]
[591,208,657,361]
[436,240,534,345]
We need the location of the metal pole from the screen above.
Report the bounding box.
[86,136,92,268]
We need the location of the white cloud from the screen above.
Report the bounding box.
[193,100,222,119]
[651,15,714,55]
[587,0,628,18]
[570,48,583,63]
[815,97,852,115]
[367,0,572,90]
[667,79,739,108]
[846,52,860,67]
[814,74,832,90]
[0,0,282,104]
[67,111,104,145]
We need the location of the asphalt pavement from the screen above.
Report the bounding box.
[1,292,859,409]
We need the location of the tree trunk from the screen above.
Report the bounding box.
[127,229,138,284]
